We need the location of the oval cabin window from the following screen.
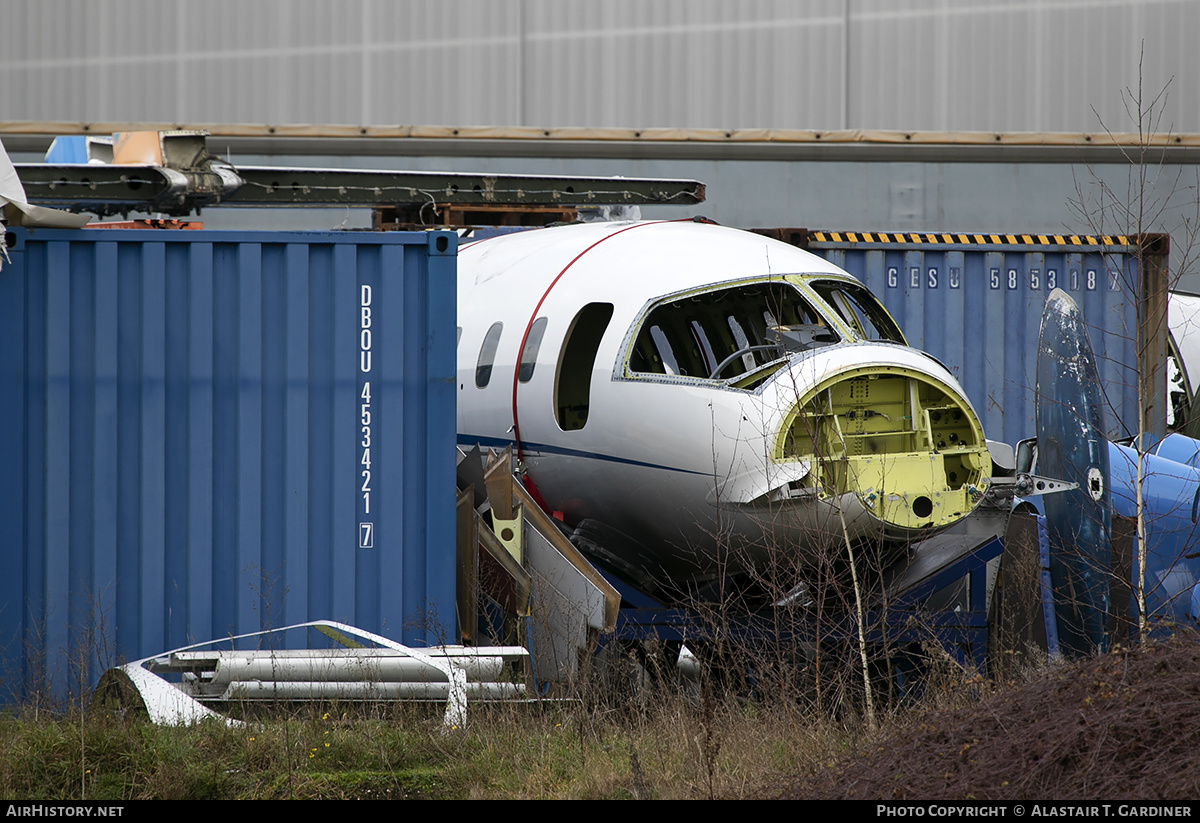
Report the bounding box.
[476,321,503,388]
[519,317,548,383]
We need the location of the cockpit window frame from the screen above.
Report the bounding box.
[615,275,859,390]
[799,275,908,346]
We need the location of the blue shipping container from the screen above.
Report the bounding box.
[0,227,457,699]
[811,235,1142,449]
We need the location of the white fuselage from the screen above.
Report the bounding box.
[456,221,989,582]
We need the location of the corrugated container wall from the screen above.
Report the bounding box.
[811,236,1142,449]
[0,228,458,700]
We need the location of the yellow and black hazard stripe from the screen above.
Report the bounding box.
[808,230,1136,247]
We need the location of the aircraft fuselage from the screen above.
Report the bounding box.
[457,220,992,581]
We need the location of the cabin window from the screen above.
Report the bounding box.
[628,283,836,381]
[519,317,548,383]
[809,280,904,343]
[476,321,503,388]
[555,302,613,431]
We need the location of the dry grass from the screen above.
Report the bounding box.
[0,674,867,800]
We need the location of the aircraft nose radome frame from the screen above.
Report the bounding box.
[710,343,992,555]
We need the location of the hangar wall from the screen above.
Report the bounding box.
[2,0,1197,134]
[5,0,1198,282]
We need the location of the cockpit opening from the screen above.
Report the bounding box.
[628,282,837,382]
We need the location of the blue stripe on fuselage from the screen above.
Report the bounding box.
[456,434,709,476]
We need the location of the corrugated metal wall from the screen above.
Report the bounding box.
[813,237,1142,448]
[1,0,1195,133]
[0,228,458,699]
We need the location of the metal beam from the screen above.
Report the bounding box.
[15,162,705,217]
[227,166,705,208]
[8,122,1200,164]
[15,164,185,214]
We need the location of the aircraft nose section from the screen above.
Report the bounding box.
[768,352,992,537]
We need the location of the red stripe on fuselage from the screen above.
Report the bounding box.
[509,220,686,462]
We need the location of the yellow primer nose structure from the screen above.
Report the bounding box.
[776,365,991,536]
